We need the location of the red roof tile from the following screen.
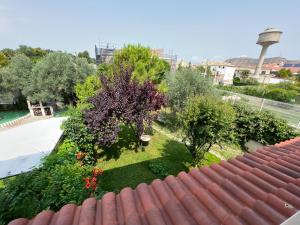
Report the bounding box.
[8,137,300,225]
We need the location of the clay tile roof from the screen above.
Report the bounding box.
[8,137,300,225]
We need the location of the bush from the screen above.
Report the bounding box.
[233,104,299,145]
[0,140,93,224]
[181,95,235,165]
[233,77,259,86]
[40,163,91,210]
[166,68,214,111]
[84,69,165,147]
[62,106,96,164]
[75,74,101,103]
[264,88,297,103]
[148,161,170,179]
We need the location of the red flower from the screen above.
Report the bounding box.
[76,152,86,160]
[92,177,97,183]
[92,168,103,177]
[83,177,91,189]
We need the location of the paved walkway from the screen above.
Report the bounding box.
[0,117,66,178]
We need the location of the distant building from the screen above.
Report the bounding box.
[95,45,177,71]
[151,49,177,71]
[95,44,116,65]
[176,60,191,69]
[202,62,236,85]
[282,63,300,74]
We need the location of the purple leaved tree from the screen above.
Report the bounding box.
[84,69,165,147]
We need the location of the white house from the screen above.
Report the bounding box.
[206,62,236,85]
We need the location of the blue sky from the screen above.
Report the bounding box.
[0,0,299,63]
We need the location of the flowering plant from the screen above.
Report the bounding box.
[83,167,104,194]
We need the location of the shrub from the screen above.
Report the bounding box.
[75,75,101,103]
[166,68,214,111]
[233,104,299,145]
[84,69,165,147]
[264,88,297,103]
[181,95,235,165]
[0,140,95,225]
[233,77,259,86]
[40,163,91,210]
[62,106,96,164]
[148,161,170,179]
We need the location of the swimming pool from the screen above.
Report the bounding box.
[0,111,29,125]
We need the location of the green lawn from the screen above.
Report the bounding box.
[97,128,220,192]
[0,110,28,124]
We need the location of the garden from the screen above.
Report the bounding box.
[0,45,299,224]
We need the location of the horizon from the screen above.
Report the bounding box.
[1,0,300,63]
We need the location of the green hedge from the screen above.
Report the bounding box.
[233,104,299,145]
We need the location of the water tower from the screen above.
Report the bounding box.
[254,28,282,76]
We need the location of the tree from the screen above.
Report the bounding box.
[240,70,250,79]
[0,54,32,102]
[24,52,95,103]
[166,68,214,111]
[97,63,113,78]
[84,69,165,147]
[195,65,212,76]
[17,45,51,63]
[278,68,292,78]
[75,75,101,103]
[0,53,9,67]
[78,50,95,64]
[112,44,170,84]
[181,95,235,165]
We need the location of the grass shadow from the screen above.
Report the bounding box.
[99,125,140,161]
[100,156,190,192]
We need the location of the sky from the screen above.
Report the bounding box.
[0,0,299,63]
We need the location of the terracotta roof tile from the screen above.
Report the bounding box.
[8,137,300,225]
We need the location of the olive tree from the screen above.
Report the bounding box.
[181,95,235,165]
[24,52,95,103]
[0,54,32,103]
[166,68,214,111]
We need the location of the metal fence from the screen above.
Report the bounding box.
[219,90,300,129]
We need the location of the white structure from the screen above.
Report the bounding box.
[254,28,282,77]
[0,117,66,178]
[27,100,54,117]
[208,62,236,85]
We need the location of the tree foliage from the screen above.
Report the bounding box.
[84,69,165,147]
[0,54,32,102]
[233,103,299,145]
[0,140,93,225]
[278,68,292,78]
[181,95,235,164]
[75,75,101,103]
[0,45,52,64]
[0,53,9,68]
[99,45,170,84]
[78,50,95,64]
[166,68,214,111]
[23,52,95,102]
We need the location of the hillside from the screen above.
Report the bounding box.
[225,57,300,68]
